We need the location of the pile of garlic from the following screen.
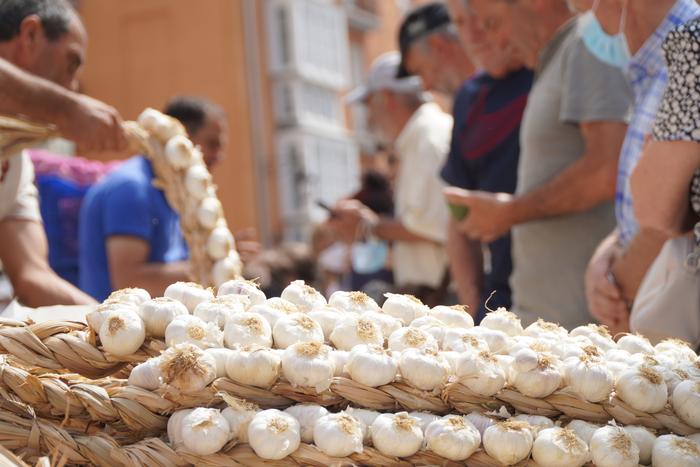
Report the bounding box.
[137,108,242,286]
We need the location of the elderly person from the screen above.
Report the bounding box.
[576,0,700,334]
[338,52,452,305]
[446,0,631,329]
[0,0,126,307]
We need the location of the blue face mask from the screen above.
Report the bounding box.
[352,239,388,275]
[580,2,630,70]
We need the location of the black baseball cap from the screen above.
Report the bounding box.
[397,2,452,78]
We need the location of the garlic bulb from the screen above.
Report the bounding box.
[165,314,223,349]
[167,408,193,448]
[481,307,523,336]
[164,281,214,313]
[280,280,327,312]
[225,346,280,388]
[164,134,194,169]
[180,408,230,455]
[159,344,217,393]
[512,353,562,398]
[345,344,397,387]
[442,328,489,353]
[330,350,350,377]
[564,355,614,402]
[313,412,364,457]
[455,351,506,396]
[513,347,540,372]
[196,196,223,230]
[408,411,440,434]
[590,426,639,467]
[249,298,298,328]
[194,295,247,329]
[525,319,567,340]
[212,251,242,286]
[388,327,438,352]
[465,412,497,437]
[99,309,146,356]
[655,339,698,363]
[308,306,346,341]
[345,407,380,444]
[370,412,423,457]
[511,415,555,436]
[362,311,403,338]
[107,287,151,307]
[138,108,183,141]
[184,164,212,200]
[284,404,329,443]
[222,398,258,443]
[207,226,235,261]
[218,279,266,307]
[328,290,380,314]
[661,367,690,394]
[425,415,481,461]
[281,342,334,392]
[430,305,474,329]
[615,366,667,413]
[204,347,234,378]
[409,316,447,346]
[382,293,429,324]
[570,324,616,351]
[618,333,655,355]
[566,419,601,445]
[330,316,383,351]
[399,348,450,391]
[223,311,272,348]
[533,427,589,467]
[273,313,324,349]
[128,357,162,390]
[623,425,656,466]
[467,326,508,354]
[483,420,534,466]
[652,434,700,467]
[672,380,700,428]
[87,299,138,332]
[247,409,301,460]
[138,297,189,337]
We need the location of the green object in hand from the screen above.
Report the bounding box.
[448,203,470,221]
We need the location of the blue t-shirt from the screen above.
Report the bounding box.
[441,68,533,320]
[78,156,188,301]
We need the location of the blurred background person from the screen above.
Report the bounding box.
[447,0,631,329]
[337,51,452,306]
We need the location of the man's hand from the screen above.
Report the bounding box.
[331,199,378,238]
[444,187,517,243]
[585,237,628,333]
[59,93,128,154]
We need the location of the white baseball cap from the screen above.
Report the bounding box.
[346,51,425,104]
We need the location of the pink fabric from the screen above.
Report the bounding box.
[28,149,123,186]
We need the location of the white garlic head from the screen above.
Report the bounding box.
[138,297,189,338]
[370,412,423,457]
[164,134,194,169]
[138,108,183,141]
[652,434,700,467]
[564,355,614,402]
[655,339,698,363]
[425,415,481,461]
[206,226,235,261]
[249,298,298,328]
[224,311,272,348]
[615,365,668,413]
[281,341,334,392]
[409,315,447,347]
[212,251,243,287]
[196,196,223,230]
[218,279,266,306]
[481,307,523,336]
[525,319,568,340]
[225,346,280,388]
[328,290,380,314]
[107,287,151,307]
[466,326,509,354]
[455,351,506,397]
[272,313,324,349]
[672,380,700,428]
[184,164,212,200]
[512,353,562,398]
[165,314,223,349]
[128,357,162,390]
[483,420,534,466]
[345,407,380,444]
[330,316,383,351]
[180,408,230,456]
[99,309,146,356]
[164,281,214,313]
[533,427,589,467]
[247,409,301,460]
[204,347,234,378]
[308,306,347,341]
[442,328,489,353]
[159,343,217,393]
[618,333,655,355]
[193,295,247,329]
[221,398,259,443]
[330,350,350,378]
[429,304,474,329]
[569,324,616,351]
[511,414,555,436]
[362,311,403,338]
[283,404,329,444]
[465,412,497,437]
[87,299,138,334]
[167,408,193,448]
[280,280,327,312]
[313,412,364,457]
[622,425,656,466]
[346,344,397,387]
[565,419,601,445]
[388,326,438,353]
[399,347,451,391]
[382,293,429,324]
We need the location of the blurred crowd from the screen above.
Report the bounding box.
[1,0,700,346]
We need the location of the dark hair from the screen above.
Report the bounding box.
[0,0,76,42]
[163,96,225,136]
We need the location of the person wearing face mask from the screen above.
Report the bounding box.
[336,52,453,306]
[581,0,700,334]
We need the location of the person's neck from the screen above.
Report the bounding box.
[627,0,678,55]
[535,4,576,61]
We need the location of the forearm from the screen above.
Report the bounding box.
[14,267,96,307]
[611,228,667,302]
[373,218,436,243]
[447,221,483,315]
[112,261,191,298]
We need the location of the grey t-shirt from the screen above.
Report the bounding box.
[511,18,632,330]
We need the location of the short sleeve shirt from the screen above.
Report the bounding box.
[78,156,188,300]
[511,17,632,330]
[0,151,41,223]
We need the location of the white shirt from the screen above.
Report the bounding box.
[392,102,452,288]
[0,151,41,222]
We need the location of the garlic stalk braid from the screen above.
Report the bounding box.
[0,320,165,378]
[0,114,59,159]
[0,357,218,434]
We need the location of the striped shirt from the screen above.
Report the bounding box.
[616,0,700,246]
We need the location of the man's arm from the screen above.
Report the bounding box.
[107,236,191,298]
[0,58,127,153]
[447,220,483,315]
[373,218,438,243]
[0,219,95,306]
